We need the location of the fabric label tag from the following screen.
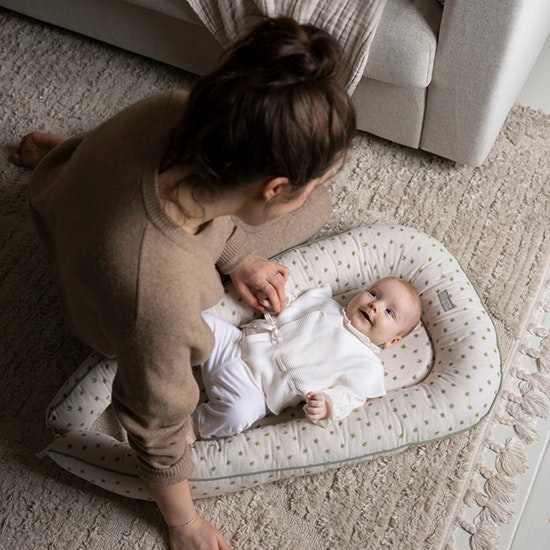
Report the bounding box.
[438,289,455,312]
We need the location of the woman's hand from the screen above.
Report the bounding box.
[229,255,289,313]
[149,480,230,550]
[168,517,230,550]
[303,392,330,421]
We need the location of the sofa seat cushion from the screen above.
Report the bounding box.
[364,0,442,88]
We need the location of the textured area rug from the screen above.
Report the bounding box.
[1,9,549,550]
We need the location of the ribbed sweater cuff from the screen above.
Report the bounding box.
[216,225,254,274]
[137,451,195,486]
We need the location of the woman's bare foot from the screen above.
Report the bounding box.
[10,132,68,169]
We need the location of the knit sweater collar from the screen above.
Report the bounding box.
[140,116,224,249]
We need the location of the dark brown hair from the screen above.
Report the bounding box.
[163,17,356,196]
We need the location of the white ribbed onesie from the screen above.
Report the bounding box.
[192,284,386,438]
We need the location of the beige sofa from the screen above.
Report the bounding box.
[2,0,549,165]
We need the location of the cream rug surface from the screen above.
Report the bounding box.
[1,9,549,550]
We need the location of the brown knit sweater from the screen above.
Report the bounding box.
[28,90,331,484]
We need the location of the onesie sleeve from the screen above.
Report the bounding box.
[320,387,369,421]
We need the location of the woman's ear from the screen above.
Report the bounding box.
[262,177,291,201]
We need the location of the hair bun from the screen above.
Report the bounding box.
[229,17,341,84]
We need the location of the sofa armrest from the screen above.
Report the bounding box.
[421,0,550,165]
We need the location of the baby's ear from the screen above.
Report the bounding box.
[382,336,402,349]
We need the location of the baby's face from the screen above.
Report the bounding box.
[345,278,420,347]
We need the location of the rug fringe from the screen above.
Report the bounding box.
[452,276,550,548]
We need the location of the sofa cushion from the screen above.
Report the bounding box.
[364,0,442,88]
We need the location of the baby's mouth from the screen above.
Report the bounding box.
[361,310,371,324]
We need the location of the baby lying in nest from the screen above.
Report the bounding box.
[188,276,421,444]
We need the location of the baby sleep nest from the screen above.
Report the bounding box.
[43,224,501,499]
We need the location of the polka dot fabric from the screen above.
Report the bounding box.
[44,225,501,499]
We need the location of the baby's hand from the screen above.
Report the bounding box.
[303,392,331,421]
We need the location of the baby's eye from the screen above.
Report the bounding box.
[385,308,394,318]
[368,290,378,299]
